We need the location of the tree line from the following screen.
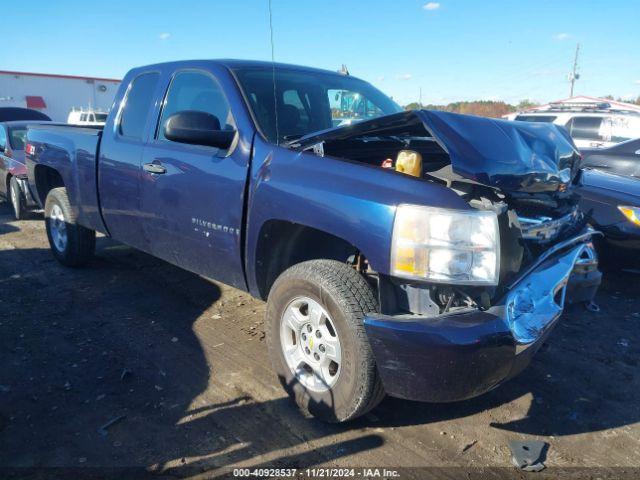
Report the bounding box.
[404,96,640,118]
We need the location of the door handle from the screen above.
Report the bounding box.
[143,162,167,174]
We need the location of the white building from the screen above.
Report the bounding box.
[0,70,121,122]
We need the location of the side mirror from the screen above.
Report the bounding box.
[163,110,235,150]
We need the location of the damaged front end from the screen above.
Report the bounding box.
[291,110,601,402]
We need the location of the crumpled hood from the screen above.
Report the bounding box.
[415,110,581,193]
[292,109,581,194]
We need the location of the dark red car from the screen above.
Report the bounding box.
[0,119,50,219]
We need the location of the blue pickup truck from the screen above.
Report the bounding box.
[25,60,601,422]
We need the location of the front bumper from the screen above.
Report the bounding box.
[364,236,600,403]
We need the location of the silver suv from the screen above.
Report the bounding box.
[510,102,640,149]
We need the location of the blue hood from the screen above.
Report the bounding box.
[416,110,580,193]
[293,110,581,194]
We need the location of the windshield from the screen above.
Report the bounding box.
[8,127,27,150]
[95,113,108,122]
[233,67,403,144]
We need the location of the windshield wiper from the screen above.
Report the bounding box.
[281,134,305,142]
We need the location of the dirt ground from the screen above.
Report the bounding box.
[1,202,639,479]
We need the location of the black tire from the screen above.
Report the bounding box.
[44,187,95,267]
[9,176,26,220]
[266,259,385,422]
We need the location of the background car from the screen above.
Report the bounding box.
[67,108,108,126]
[0,120,49,219]
[577,168,640,269]
[513,102,640,149]
[0,107,51,122]
[580,138,640,178]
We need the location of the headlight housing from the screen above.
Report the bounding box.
[391,205,500,285]
[618,205,640,226]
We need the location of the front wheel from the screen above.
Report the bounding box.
[44,187,96,267]
[266,259,385,422]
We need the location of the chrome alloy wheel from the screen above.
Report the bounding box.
[280,296,342,392]
[49,204,68,252]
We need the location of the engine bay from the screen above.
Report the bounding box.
[289,110,593,315]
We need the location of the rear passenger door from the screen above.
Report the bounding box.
[139,69,250,289]
[99,71,161,251]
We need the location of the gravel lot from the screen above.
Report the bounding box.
[1,203,639,479]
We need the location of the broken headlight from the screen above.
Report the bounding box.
[391,205,500,285]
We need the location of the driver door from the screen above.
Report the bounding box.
[140,69,249,289]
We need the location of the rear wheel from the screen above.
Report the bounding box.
[9,177,26,220]
[44,187,95,267]
[266,259,385,422]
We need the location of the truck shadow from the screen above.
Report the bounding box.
[0,237,384,474]
[0,204,42,235]
[0,222,19,235]
[0,227,637,473]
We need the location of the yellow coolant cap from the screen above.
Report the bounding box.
[395,150,422,177]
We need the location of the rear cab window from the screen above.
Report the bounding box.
[118,72,161,140]
[329,89,384,127]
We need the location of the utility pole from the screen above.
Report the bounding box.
[568,43,581,97]
[419,87,423,108]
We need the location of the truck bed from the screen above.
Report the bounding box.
[26,124,106,233]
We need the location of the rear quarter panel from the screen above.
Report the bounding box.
[26,126,105,232]
[0,152,27,195]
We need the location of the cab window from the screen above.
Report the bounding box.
[158,70,232,141]
[119,72,160,140]
[0,127,6,151]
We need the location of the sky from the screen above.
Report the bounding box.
[2,0,639,106]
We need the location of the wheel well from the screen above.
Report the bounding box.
[255,220,360,299]
[34,165,64,205]
[5,173,11,194]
